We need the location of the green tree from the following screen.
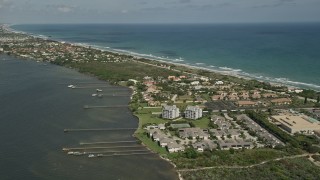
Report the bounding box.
[184,148,198,159]
[127,81,135,86]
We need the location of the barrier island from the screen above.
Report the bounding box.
[1,24,320,179]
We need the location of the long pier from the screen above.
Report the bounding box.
[72,86,113,89]
[80,141,138,145]
[63,145,143,151]
[102,94,130,97]
[58,82,108,85]
[99,152,155,157]
[64,128,136,133]
[83,105,129,109]
[84,150,149,154]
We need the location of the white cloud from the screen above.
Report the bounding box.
[0,0,12,9]
[57,5,73,13]
[121,9,128,14]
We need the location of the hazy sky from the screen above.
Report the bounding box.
[1,0,320,24]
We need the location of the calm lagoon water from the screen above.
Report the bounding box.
[0,54,177,180]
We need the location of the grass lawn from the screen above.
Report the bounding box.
[134,132,168,155]
[191,117,211,129]
[134,113,168,133]
[178,95,193,100]
[138,107,162,114]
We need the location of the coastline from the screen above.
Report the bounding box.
[7,24,320,91]
[2,24,320,180]
[2,26,185,180]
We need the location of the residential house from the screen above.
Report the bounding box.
[143,81,156,87]
[146,85,158,93]
[211,92,227,101]
[211,115,226,122]
[239,91,250,100]
[190,81,200,86]
[167,142,185,153]
[210,129,241,139]
[271,98,292,105]
[200,76,209,82]
[192,141,217,152]
[227,92,239,101]
[218,139,253,150]
[236,100,258,107]
[212,116,231,130]
[159,138,174,147]
[251,91,261,99]
[215,81,224,85]
[262,93,278,98]
[179,128,209,140]
[209,129,225,139]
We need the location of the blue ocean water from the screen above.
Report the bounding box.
[12,23,320,90]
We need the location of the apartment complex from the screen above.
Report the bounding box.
[184,105,203,120]
[162,105,180,119]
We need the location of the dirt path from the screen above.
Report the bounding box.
[177,153,314,172]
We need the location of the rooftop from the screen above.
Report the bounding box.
[272,113,320,131]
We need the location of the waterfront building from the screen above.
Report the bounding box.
[184,105,202,120]
[162,105,180,119]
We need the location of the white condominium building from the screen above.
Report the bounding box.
[162,105,180,119]
[184,105,202,120]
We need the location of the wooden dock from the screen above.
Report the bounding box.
[99,152,155,157]
[64,128,136,133]
[63,145,143,151]
[84,150,149,154]
[58,82,108,85]
[83,105,129,109]
[102,94,130,97]
[80,141,138,145]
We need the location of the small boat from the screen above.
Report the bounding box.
[67,85,74,88]
[67,151,74,155]
[88,154,95,158]
[96,89,103,92]
[97,154,103,157]
[73,152,82,156]
[92,94,97,97]
[97,94,103,98]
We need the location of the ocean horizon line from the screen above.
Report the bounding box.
[7,21,320,26]
[9,24,320,91]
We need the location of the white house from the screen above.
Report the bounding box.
[190,81,200,86]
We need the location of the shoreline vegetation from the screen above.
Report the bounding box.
[1,24,320,180]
